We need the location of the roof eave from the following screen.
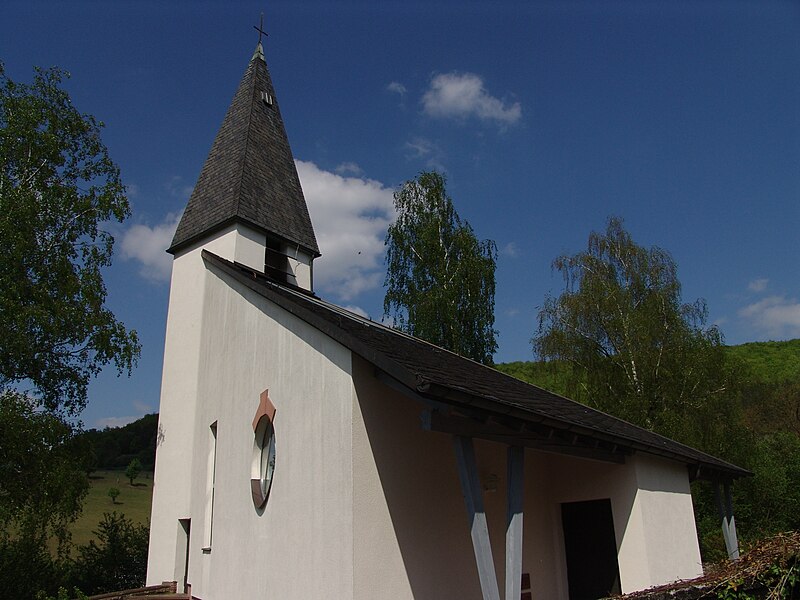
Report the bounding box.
[168,217,322,257]
[202,250,750,482]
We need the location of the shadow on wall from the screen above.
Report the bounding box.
[354,357,483,599]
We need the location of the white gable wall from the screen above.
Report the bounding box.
[350,358,571,599]
[148,223,266,584]
[148,233,355,599]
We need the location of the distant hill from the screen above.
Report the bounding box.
[496,339,800,391]
[81,413,158,471]
[726,339,800,385]
[494,359,574,398]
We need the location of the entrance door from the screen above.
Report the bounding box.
[561,499,621,600]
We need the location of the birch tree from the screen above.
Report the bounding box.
[0,64,139,415]
[0,64,139,597]
[533,217,734,443]
[384,171,498,365]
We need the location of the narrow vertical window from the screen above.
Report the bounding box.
[203,422,218,551]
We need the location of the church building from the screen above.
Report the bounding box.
[146,39,748,600]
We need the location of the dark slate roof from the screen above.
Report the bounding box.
[204,250,750,481]
[169,44,319,256]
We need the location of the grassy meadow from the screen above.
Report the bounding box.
[70,470,154,549]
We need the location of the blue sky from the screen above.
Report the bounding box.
[2,1,798,429]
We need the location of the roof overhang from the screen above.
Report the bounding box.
[202,249,751,483]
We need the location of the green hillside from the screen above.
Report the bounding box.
[71,417,159,548]
[726,339,800,385]
[81,413,158,471]
[71,470,153,550]
[494,359,573,397]
[496,338,800,391]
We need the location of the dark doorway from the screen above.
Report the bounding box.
[561,499,621,600]
[177,518,191,593]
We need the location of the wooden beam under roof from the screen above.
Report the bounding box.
[424,410,628,464]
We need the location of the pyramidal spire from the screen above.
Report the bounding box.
[169,42,319,258]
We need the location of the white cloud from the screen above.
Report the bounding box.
[405,137,435,158]
[296,160,396,301]
[133,400,154,414]
[386,81,407,96]
[748,278,769,293]
[404,137,446,171]
[738,295,800,338]
[422,72,521,125]
[95,399,153,429]
[121,164,396,299]
[380,314,398,328]
[165,175,193,200]
[121,211,182,283]
[501,242,519,258]
[335,162,363,176]
[95,415,141,429]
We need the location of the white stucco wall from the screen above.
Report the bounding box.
[352,357,483,600]
[541,450,703,595]
[148,228,355,599]
[148,225,261,584]
[281,242,313,291]
[617,454,704,591]
[350,358,569,600]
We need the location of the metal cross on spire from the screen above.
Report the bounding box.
[254,13,268,45]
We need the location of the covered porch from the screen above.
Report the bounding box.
[355,360,745,600]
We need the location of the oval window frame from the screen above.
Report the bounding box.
[251,390,276,509]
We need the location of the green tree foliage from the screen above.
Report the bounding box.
[528,218,800,560]
[498,345,800,562]
[80,413,158,470]
[0,391,90,599]
[736,432,800,536]
[70,512,149,595]
[0,63,139,415]
[0,64,140,598]
[36,588,88,600]
[384,171,498,364]
[494,360,574,397]
[532,217,736,446]
[125,458,142,486]
[727,339,800,386]
[107,487,120,504]
[743,380,800,437]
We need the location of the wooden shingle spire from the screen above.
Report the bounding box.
[169,42,319,257]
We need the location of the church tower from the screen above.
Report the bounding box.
[168,41,319,289]
[148,39,319,588]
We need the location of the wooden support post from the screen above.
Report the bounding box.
[453,435,501,600]
[505,445,524,600]
[723,481,739,559]
[713,479,739,560]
